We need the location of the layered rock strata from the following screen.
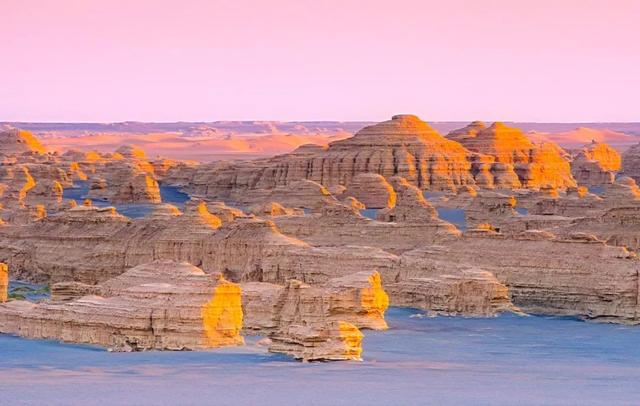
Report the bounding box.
[386,269,512,316]
[571,141,620,186]
[0,261,244,351]
[242,271,389,334]
[341,173,396,208]
[268,321,363,362]
[397,229,640,323]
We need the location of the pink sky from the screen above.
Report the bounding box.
[2,0,639,122]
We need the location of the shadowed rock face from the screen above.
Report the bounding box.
[621,142,640,183]
[397,230,640,323]
[386,268,513,317]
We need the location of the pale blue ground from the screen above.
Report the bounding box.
[2,308,640,405]
[62,181,191,218]
[422,191,468,230]
[588,186,605,196]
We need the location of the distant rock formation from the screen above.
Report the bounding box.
[621,142,640,183]
[0,129,46,155]
[571,141,621,186]
[179,116,579,208]
[115,145,146,159]
[445,120,487,143]
[87,161,161,204]
[454,122,576,189]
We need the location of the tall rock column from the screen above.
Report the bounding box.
[0,263,8,303]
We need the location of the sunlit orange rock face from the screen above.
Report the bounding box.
[201,278,244,347]
[327,271,389,330]
[322,115,474,190]
[184,116,580,203]
[0,263,8,303]
[571,141,621,186]
[454,122,576,189]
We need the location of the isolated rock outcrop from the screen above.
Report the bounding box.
[268,321,363,362]
[376,177,438,223]
[115,145,146,159]
[464,191,519,229]
[0,261,244,351]
[87,161,161,204]
[202,199,247,224]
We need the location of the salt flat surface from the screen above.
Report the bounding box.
[2,308,640,405]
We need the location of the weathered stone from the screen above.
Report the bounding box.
[0,261,244,351]
[268,321,363,362]
[343,173,396,209]
[0,129,46,155]
[387,269,513,316]
[571,141,620,186]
